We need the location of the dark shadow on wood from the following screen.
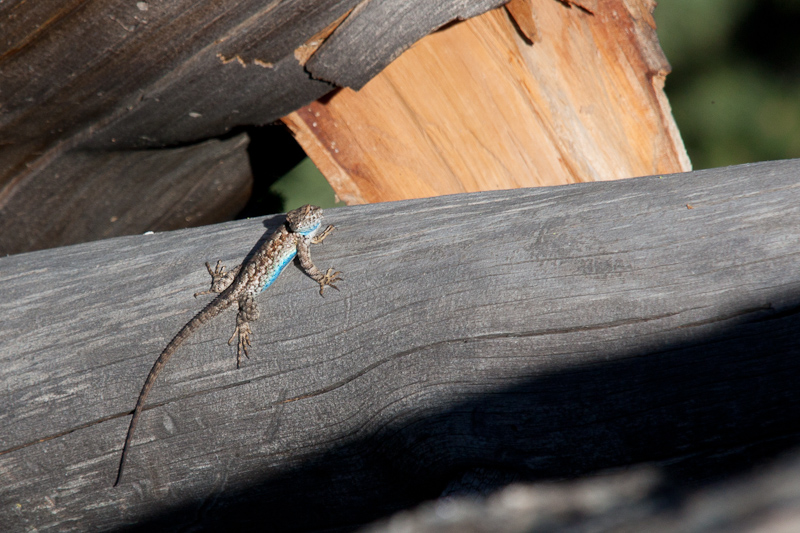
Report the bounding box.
[119,292,800,531]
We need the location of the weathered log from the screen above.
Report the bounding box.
[1,0,503,151]
[0,134,252,255]
[0,0,506,254]
[1,160,799,530]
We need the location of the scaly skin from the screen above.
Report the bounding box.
[114,205,342,486]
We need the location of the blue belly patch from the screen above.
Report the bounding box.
[259,249,297,292]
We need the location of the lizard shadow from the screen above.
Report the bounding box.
[121,290,800,532]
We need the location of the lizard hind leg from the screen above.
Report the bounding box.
[228,296,260,368]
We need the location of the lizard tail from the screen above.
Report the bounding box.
[114,299,228,486]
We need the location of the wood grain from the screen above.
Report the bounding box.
[1,0,507,254]
[304,0,508,89]
[0,134,252,255]
[2,160,798,530]
[283,0,691,204]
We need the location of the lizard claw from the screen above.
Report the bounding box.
[318,268,343,296]
[228,323,252,368]
[194,261,233,297]
[311,224,336,245]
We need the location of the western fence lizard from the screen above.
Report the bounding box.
[114,204,342,486]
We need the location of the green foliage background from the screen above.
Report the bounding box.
[654,0,800,169]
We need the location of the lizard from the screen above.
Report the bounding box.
[114,204,342,486]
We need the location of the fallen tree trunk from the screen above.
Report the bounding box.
[1,159,799,531]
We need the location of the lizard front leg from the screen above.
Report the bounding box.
[297,237,343,296]
[228,295,260,368]
[311,224,335,244]
[194,260,241,297]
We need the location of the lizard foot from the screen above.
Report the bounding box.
[194,261,233,297]
[318,268,343,296]
[311,224,335,244]
[228,323,252,368]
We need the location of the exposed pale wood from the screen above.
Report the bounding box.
[1,160,799,530]
[283,0,691,204]
[505,0,540,43]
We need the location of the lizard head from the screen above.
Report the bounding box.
[286,204,323,236]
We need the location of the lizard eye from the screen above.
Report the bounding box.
[286,205,322,232]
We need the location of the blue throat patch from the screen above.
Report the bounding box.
[298,221,321,237]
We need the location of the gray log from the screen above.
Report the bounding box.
[0,134,252,255]
[0,0,506,254]
[1,0,505,150]
[1,160,799,531]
